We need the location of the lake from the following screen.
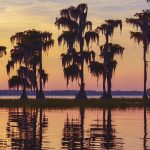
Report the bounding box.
[0,107,149,150]
[0,95,143,100]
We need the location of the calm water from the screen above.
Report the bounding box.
[0,95,142,99]
[0,108,149,150]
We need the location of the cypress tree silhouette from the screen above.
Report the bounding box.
[100,43,124,98]
[126,10,150,99]
[56,3,99,100]
[89,20,124,99]
[6,30,54,100]
[96,20,122,98]
[8,66,32,100]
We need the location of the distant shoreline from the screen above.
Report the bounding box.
[0,90,144,96]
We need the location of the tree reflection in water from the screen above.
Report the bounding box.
[6,107,49,150]
[88,108,123,150]
[61,108,123,150]
[143,107,149,150]
[61,107,86,149]
[1,107,149,149]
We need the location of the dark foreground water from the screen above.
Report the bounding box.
[0,108,149,150]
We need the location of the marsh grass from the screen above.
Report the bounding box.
[0,98,149,109]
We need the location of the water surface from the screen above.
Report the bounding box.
[0,95,142,100]
[0,108,149,150]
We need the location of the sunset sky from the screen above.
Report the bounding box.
[0,0,150,91]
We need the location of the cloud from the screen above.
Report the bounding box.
[0,0,149,16]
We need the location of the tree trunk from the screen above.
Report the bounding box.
[76,34,87,100]
[33,63,39,99]
[102,72,107,98]
[102,34,109,99]
[37,50,45,100]
[143,42,148,99]
[76,61,87,100]
[20,88,28,101]
[107,72,112,99]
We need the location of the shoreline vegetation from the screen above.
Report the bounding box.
[0,99,150,108]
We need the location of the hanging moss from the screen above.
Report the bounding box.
[64,64,81,86]
[61,53,72,68]
[89,61,104,79]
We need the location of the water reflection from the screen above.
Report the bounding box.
[0,107,149,149]
[6,107,49,150]
[89,109,123,150]
[143,107,149,150]
[61,107,86,149]
[62,108,123,150]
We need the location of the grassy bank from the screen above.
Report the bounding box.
[0,99,149,109]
